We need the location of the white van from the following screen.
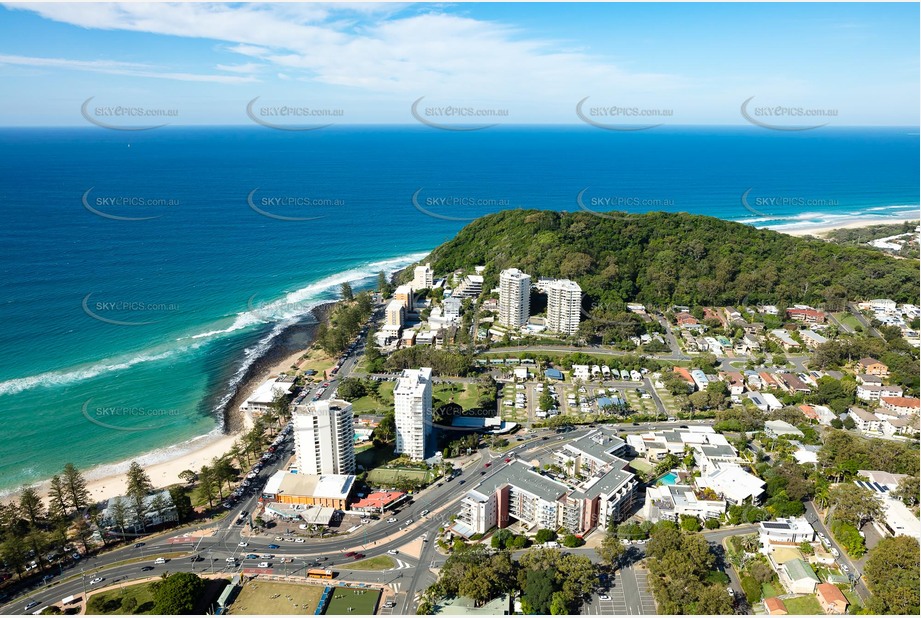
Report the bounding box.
[154,557,166,565]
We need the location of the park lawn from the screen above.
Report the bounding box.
[349,382,395,414]
[628,457,654,474]
[760,581,781,599]
[323,587,380,615]
[782,595,823,615]
[227,581,326,615]
[355,443,396,471]
[433,382,479,409]
[348,556,396,571]
[833,312,862,331]
[367,467,432,487]
[86,581,157,615]
[297,348,338,378]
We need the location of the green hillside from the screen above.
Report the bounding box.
[423,210,919,308]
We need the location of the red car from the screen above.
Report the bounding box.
[484,462,491,468]
[344,551,356,558]
[353,553,365,559]
[504,458,512,463]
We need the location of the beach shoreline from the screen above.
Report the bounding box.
[763,213,919,237]
[1,302,341,508]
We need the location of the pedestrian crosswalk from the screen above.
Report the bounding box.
[385,559,412,571]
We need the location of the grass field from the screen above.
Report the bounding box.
[348,556,395,570]
[297,348,338,379]
[433,383,479,409]
[324,587,380,615]
[227,581,326,615]
[86,582,156,615]
[782,595,823,615]
[349,382,395,413]
[367,467,433,486]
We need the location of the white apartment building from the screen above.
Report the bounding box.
[443,296,462,323]
[412,263,434,291]
[293,399,356,475]
[759,517,815,544]
[498,268,531,328]
[394,367,433,461]
[643,484,727,523]
[385,299,405,328]
[545,279,582,335]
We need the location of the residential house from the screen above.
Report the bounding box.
[759,517,815,544]
[855,373,882,386]
[880,396,921,416]
[764,597,788,616]
[776,373,811,395]
[720,371,746,396]
[786,308,827,324]
[770,329,800,351]
[881,415,920,438]
[799,330,828,348]
[815,583,848,615]
[848,407,881,433]
[856,384,904,402]
[778,558,821,594]
[765,420,804,439]
[798,405,819,422]
[642,484,726,523]
[697,464,766,505]
[857,357,889,376]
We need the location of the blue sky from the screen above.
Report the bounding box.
[0,2,917,126]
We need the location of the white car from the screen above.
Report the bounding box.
[295,538,306,543]
[299,524,308,529]
[257,562,270,568]
[388,517,398,523]
[405,519,413,524]
[238,542,248,547]
[599,594,610,601]
[841,565,849,573]
[89,577,104,585]
[275,536,283,541]
[154,557,167,564]
[387,550,399,555]
[420,510,429,516]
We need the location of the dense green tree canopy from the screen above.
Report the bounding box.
[427,210,919,307]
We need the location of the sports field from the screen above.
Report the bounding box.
[324,587,381,615]
[227,581,325,615]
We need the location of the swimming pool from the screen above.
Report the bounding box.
[657,471,679,485]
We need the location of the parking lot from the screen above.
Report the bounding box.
[583,565,657,615]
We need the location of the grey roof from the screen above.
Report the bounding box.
[698,444,737,458]
[569,466,634,500]
[475,461,569,502]
[561,428,627,464]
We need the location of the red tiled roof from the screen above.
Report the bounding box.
[882,396,921,409]
[816,583,847,606]
[764,597,788,615]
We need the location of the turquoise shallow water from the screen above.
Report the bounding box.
[0,125,917,491]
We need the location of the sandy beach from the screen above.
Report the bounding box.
[766,214,919,237]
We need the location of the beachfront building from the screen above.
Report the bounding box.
[545,279,582,335]
[239,376,295,416]
[261,470,355,510]
[498,268,531,329]
[293,399,356,475]
[412,263,434,291]
[102,489,178,531]
[385,299,405,328]
[394,367,433,461]
[394,284,415,312]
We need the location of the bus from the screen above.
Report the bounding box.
[307,568,334,580]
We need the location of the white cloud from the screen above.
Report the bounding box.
[0,53,257,83]
[3,2,681,101]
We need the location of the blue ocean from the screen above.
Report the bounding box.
[0,125,918,492]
